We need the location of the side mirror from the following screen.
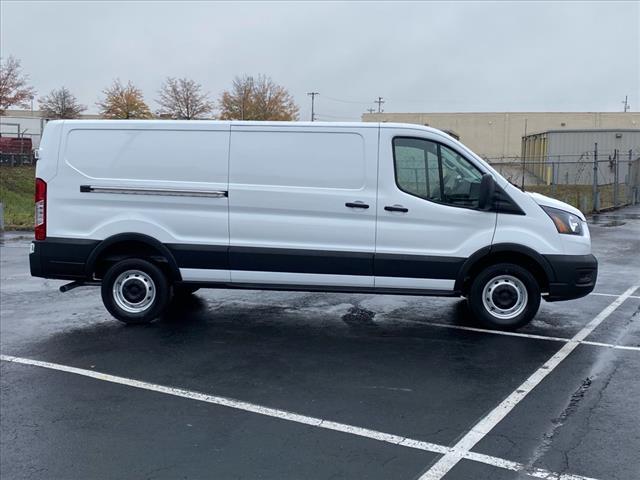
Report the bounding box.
[478,174,496,210]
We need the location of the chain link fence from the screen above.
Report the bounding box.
[488,148,640,213]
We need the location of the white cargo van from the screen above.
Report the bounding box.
[30,120,597,329]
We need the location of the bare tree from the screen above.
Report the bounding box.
[156,77,213,119]
[218,74,299,121]
[39,87,86,119]
[0,56,36,115]
[96,79,152,119]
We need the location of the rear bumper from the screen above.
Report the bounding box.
[30,238,99,280]
[543,253,598,301]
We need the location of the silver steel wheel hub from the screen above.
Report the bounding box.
[113,270,156,314]
[481,274,528,320]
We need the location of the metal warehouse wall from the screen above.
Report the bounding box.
[521,129,640,186]
[546,129,640,186]
[546,130,639,158]
[362,112,640,159]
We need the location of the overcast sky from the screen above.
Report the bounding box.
[2,1,639,119]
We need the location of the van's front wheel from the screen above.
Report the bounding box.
[101,259,170,324]
[468,263,540,330]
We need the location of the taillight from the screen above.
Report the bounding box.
[35,178,46,240]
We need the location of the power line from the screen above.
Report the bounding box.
[315,113,361,121]
[321,95,372,105]
[307,92,319,121]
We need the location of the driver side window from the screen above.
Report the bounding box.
[393,137,483,208]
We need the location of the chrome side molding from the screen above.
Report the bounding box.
[79,185,228,198]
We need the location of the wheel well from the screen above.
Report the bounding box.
[460,251,550,295]
[90,239,180,281]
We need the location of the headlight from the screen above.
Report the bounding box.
[541,206,584,235]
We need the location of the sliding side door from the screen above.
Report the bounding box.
[228,124,378,288]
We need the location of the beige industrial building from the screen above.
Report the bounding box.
[362,112,640,160]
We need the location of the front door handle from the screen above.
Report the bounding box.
[384,205,409,213]
[345,202,369,209]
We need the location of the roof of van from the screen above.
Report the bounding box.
[52,119,440,133]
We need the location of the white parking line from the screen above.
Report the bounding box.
[464,451,599,480]
[0,353,600,480]
[580,340,640,351]
[417,284,638,480]
[397,319,640,352]
[0,354,446,453]
[591,292,640,300]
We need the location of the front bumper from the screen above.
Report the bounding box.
[543,254,598,301]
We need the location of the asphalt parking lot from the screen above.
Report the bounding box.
[1,205,639,480]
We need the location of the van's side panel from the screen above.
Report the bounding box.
[228,125,378,287]
[48,121,231,281]
[374,127,498,291]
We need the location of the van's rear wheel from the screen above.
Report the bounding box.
[101,259,169,324]
[468,263,540,330]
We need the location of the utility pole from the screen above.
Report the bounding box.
[622,95,630,112]
[307,92,319,121]
[613,149,619,207]
[592,142,598,212]
[375,96,385,113]
[366,108,375,114]
[521,119,528,190]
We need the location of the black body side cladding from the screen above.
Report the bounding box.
[85,233,182,280]
[229,246,374,276]
[30,238,100,280]
[167,243,228,270]
[375,254,464,279]
[30,236,597,302]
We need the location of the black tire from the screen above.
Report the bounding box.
[467,262,541,330]
[101,258,170,324]
[173,285,200,297]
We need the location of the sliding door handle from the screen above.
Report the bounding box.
[384,205,408,213]
[345,202,370,209]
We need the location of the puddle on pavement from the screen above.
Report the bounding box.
[342,306,377,328]
[592,220,626,227]
[588,213,640,227]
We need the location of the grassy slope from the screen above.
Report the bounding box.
[0,166,35,229]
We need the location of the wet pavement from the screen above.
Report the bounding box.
[1,204,639,480]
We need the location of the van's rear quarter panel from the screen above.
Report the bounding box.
[48,124,230,246]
